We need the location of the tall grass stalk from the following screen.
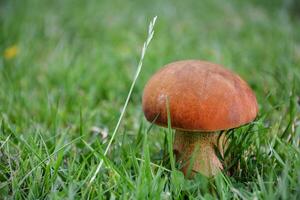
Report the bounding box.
[89,16,158,184]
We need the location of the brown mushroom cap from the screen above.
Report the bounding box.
[142,60,258,132]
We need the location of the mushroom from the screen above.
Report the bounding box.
[142,60,258,177]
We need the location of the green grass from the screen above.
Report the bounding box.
[1,0,300,199]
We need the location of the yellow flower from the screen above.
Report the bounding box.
[4,45,19,60]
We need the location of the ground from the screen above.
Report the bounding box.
[0,0,300,199]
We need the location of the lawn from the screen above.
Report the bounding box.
[1,0,300,199]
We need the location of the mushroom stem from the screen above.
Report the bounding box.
[173,130,224,177]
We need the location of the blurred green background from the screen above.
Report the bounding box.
[0,0,300,199]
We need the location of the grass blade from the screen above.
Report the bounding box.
[89,16,158,184]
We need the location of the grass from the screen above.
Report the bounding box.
[89,16,157,185]
[0,0,300,199]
